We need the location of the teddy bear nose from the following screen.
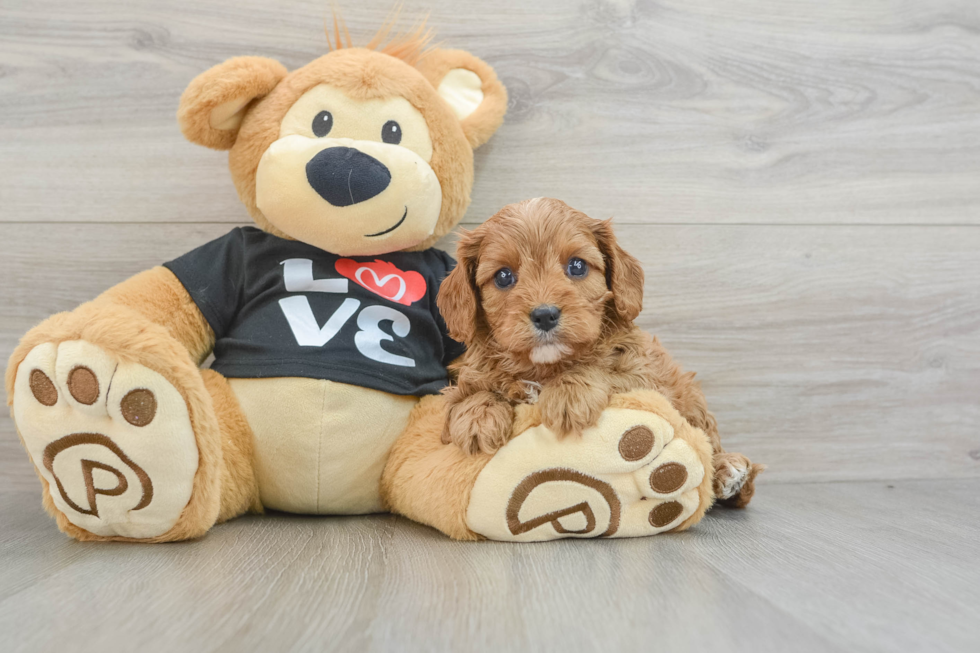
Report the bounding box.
[530,305,561,332]
[306,147,391,207]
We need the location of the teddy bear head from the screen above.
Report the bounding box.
[177,27,506,256]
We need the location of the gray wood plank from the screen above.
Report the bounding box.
[1,0,979,225]
[0,479,976,652]
[0,419,36,494]
[1,222,978,484]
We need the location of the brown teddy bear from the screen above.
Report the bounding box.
[6,23,716,542]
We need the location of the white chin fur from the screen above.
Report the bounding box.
[529,343,571,365]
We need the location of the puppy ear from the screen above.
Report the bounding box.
[178,56,287,150]
[593,219,644,323]
[416,48,507,149]
[437,229,484,344]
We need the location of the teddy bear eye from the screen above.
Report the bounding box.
[566,257,588,278]
[494,268,516,289]
[382,120,402,145]
[312,111,333,137]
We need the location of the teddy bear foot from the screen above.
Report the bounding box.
[466,406,708,541]
[13,340,200,539]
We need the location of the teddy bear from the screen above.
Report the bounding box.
[5,23,716,542]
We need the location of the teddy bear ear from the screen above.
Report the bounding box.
[177,56,288,150]
[416,49,508,149]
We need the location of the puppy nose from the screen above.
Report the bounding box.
[306,146,391,206]
[530,305,561,332]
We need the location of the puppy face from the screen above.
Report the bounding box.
[439,198,644,367]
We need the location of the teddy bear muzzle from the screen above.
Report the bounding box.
[254,135,443,256]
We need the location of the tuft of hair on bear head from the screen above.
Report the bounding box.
[325,5,435,66]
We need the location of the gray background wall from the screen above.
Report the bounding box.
[3,0,978,487]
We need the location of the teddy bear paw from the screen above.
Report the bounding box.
[12,340,199,539]
[466,407,707,541]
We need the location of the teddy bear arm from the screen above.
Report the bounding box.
[98,266,215,365]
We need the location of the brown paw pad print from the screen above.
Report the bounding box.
[120,389,157,427]
[618,425,655,461]
[67,366,100,405]
[30,366,157,428]
[648,501,684,528]
[29,369,58,406]
[649,462,688,494]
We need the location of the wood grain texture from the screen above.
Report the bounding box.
[0,479,977,652]
[2,2,980,651]
[2,222,978,484]
[0,420,35,494]
[1,0,979,225]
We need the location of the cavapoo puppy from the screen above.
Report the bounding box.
[437,197,763,506]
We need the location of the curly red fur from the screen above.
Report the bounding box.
[437,198,763,506]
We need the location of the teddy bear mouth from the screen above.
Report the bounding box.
[365,206,408,238]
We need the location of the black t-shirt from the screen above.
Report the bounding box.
[164,227,464,396]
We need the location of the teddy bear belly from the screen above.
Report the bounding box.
[227,377,419,514]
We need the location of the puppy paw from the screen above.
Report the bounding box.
[538,379,608,437]
[713,452,765,508]
[445,392,514,455]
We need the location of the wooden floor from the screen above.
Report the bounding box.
[1,1,979,651]
[2,472,978,652]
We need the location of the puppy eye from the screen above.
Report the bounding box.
[382,120,402,145]
[494,268,516,289]
[566,257,589,279]
[312,111,333,137]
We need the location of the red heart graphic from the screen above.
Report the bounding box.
[335,259,427,306]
